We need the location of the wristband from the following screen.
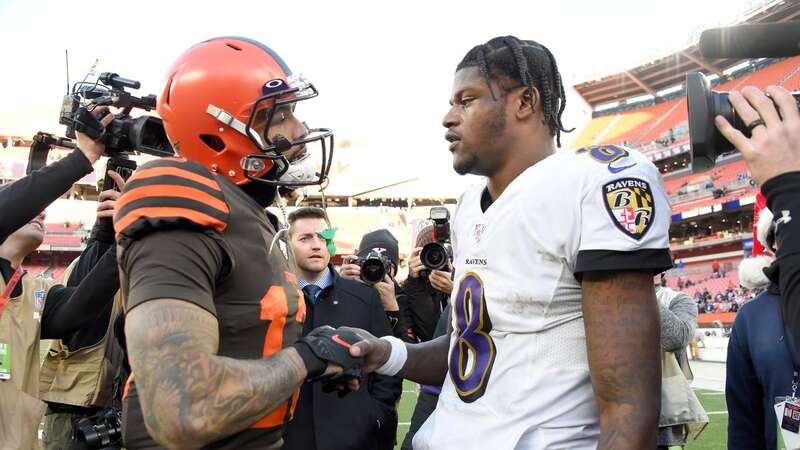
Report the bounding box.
[375,336,407,376]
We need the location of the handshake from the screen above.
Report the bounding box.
[293,325,374,396]
[293,325,391,396]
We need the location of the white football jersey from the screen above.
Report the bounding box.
[413,145,672,450]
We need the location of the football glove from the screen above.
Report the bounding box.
[292,325,364,382]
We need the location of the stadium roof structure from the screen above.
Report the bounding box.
[573,0,800,108]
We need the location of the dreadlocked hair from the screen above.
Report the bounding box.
[456,35,574,147]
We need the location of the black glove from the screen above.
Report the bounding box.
[73,107,109,141]
[292,326,364,382]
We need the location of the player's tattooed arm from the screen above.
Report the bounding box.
[126,299,307,450]
[581,271,661,450]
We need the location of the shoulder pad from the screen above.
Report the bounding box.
[114,158,230,240]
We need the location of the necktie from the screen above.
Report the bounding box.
[303,284,322,304]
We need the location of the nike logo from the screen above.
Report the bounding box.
[331,334,353,349]
[608,163,636,174]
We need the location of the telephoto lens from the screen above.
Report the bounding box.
[420,242,449,271]
[357,251,390,285]
[687,71,800,173]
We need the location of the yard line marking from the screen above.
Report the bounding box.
[706,411,728,415]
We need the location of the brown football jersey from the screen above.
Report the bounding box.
[115,158,305,449]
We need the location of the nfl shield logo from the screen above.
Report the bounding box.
[33,291,47,312]
[602,177,655,241]
[473,223,486,244]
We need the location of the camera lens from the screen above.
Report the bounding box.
[360,260,386,284]
[687,71,800,173]
[427,249,444,266]
[420,243,448,271]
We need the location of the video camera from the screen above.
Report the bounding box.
[420,207,452,275]
[26,72,173,174]
[75,406,122,450]
[687,72,800,173]
[59,72,173,157]
[356,251,391,285]
[687,21,800,173]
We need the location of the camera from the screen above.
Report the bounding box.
[103,156,137,192]
[75,406,122,449]
[356,250,391,285]
[59,72,173,157]
[687,71,800,173]
[420,207,452,273]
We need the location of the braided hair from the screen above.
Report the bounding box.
[457,36,573,147]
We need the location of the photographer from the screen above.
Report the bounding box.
[40,171,129,450]
[715,85,800,353]
[0,113,124,450]
[341,229,414,342]
[404,224,453,343]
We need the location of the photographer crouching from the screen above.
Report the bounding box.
[0,110,124,450]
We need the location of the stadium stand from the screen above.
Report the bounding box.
[636,99,686,145]
[569,114,616,148]
[572,49,799,317]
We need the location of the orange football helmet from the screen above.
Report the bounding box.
[157,37,333,186]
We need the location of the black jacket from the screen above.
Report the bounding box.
[282,269,403,450]
[402,276,449,342]
[391,282,416,342]
[762,172,800,358]
[726,284,792,450]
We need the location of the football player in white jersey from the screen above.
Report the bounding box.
[342,36,671,450]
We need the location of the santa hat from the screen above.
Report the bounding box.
[739,192,775,289]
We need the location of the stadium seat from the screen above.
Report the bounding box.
[611,100,678,146]
[636,99,687,145]
[570,115,616,148]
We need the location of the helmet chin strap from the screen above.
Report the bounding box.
[278,152,316,184]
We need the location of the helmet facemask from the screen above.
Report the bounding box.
[238,75,334,187]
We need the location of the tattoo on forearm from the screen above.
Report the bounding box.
[126,300,305,449]
[581,271,660,450]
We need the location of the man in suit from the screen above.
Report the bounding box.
[282,207,402,450]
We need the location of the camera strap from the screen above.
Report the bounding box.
[0,267,25,320]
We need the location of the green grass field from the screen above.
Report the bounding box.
[395,382,729,449]
[39,345,731,449]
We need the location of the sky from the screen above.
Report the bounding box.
[0,0,754,192]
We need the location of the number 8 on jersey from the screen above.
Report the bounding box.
[449,272,496,403]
